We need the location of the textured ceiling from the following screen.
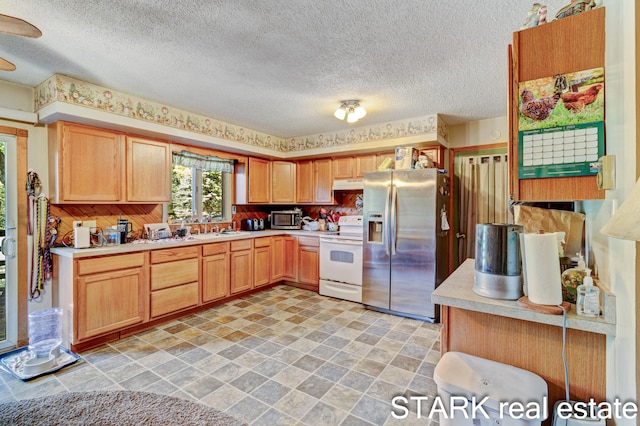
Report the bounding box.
[1,0,568,138]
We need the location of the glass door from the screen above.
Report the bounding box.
[0,134,17,350]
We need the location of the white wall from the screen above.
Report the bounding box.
[585,0,637,414]
[0,80,51,311]
[448,116,509,149]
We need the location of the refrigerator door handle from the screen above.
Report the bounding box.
[384,184,392,256]
[390,184,398,256]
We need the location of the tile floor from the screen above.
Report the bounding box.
[0,285,442,425]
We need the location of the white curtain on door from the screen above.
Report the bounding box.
[458,154,509,261]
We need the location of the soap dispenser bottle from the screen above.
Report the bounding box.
[561,253,587,304]
[576,269,600,317]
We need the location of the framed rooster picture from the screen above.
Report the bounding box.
[517,66,605,179]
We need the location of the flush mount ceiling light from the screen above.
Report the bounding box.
[333,100,366,123]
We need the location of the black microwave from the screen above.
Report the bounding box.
[270,210,302,229]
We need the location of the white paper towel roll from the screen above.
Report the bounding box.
[520,232,562,305]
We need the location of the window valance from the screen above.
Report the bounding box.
[173,151,234,173]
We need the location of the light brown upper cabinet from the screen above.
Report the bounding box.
[296,160,314,203]
[510,8,605,201]
[355,154,378,177]
[126,136,171,202]
[271,161,296,203]
[296,159,333,204]
[333,154,377,179]
[332,157,355,179]
[248,157,271,203]
[49,122,124,203]
[314,158,333,204]
[48,121,172,204]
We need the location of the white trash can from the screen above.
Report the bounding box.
[434,351,548,426]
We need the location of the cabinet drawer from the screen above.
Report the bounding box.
[253,237,271,248]
[78,253,145,276]
[202,242,228,257]
[151,258,199,290]
[297,236,319,247]
[230,239,253,251]
[151,246,199,264]
[151,282,199,318]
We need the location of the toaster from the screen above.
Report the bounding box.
[240,218,264,231]
[240,218,255,231]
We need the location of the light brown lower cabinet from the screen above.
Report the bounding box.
[297,236,319,288]
[150,246,199,318]
[76,253,147,341]
[230,239,254,294]
[271,236,285,283]
[254,237,272,288]
[54,233,321,351]
[284,236,299,280]
[201,242,230,303]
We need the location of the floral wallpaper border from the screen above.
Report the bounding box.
[35,74,448,153]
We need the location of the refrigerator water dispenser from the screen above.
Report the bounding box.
[367,212,384,243]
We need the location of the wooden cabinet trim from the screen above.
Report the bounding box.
[151,258,199,290]
[151,282,199,318]
[78,253,145,276]
[150,246,199,263]
[230,239,253,251]
[202,242,229,256]
[253,236,272,248]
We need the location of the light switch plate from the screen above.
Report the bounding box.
[83,220,97,229]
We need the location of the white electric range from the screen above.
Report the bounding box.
[319,215,364,303]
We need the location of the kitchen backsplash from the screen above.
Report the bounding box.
[232,190,363,223]
[50,190,363,243]
[51,204,163,243]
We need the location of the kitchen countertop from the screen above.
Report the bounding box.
[432,259,616,336]
[50,229,329,259]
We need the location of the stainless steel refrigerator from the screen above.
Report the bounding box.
[362,168,449,322]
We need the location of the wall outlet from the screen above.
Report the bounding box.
[73,221,82,228]
[83,220,97,229]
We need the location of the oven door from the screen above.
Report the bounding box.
[319,238,363,286]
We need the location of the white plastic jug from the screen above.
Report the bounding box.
[28,307,63,357]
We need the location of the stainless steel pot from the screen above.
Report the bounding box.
[473,223,524,300]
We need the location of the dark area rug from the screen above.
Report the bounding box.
[0,390,247,425]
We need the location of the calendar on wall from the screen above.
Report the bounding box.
[517,67,605,179]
